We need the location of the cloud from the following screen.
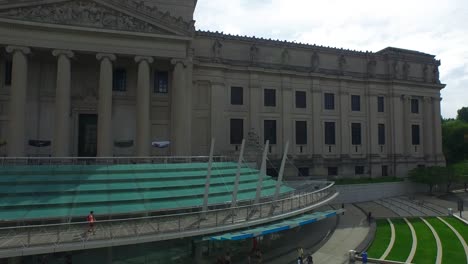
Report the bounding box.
[194,0,468,118]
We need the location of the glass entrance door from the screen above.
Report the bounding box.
[78,114,98,157]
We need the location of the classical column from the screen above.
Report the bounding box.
[6,46,31,157]
[433,96,444,164]
[402,95,411,156]
[52,50,74,157]
[310,79,321,157]
[96,53,116,157]
[171,59,188,156]
[135,56,153,156]
[423,97,434,162]
[339,81,349,156]
[281,76,292,155]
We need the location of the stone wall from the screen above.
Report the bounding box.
[333,181,427,204]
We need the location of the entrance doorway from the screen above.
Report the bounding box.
[78,114,97,157]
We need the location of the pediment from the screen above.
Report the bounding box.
[0,0,194,36]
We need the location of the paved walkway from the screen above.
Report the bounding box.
[311,204,370,264]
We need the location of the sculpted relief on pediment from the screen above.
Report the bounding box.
[0,1,183,35]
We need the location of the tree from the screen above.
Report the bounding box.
[457,107,468,123]
[453,162,468,191]
[409,166,446,194]
[442,119,468,164]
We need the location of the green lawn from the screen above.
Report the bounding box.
[386,219,412,262]
[426,218,465,264]
[367,219,392,259]
[441,216,468,243]
[409,218,437,264]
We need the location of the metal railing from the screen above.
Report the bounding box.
[0,156,232,166]
[0,182,337,256]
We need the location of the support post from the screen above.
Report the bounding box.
[231,139,246,209]
[273,141,289,202]
[202,139,215,216]
[255,140,269,205]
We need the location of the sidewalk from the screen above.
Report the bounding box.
[312,204,370,264]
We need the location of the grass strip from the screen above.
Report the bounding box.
[367,219,391,258]
[441,216,468,243]
[426,218,465,264]
[409,218,437,264]
[386,219,412,262]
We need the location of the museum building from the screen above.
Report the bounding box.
[0,0,446,177]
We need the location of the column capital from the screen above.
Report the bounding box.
[96,53,116,61]
[52,49,74,58]
[135,56,154,64]
[171,58,187,67]
[401,94,411,101]
[423,96,433,103]
[6,46,30,55]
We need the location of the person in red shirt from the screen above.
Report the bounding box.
[87,211,96,235]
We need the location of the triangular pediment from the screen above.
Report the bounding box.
[0,0,194,36]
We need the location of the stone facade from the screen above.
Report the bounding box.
[0,0,445,178]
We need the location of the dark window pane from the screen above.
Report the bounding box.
[230,119,243,144]
[328,167,338,176]
[378,123,386,145]
[378,96,385,112]
[351,95,361,111]
[325,122,335,145]
[382,165,388,176]
[411,99,419,113]
[264,89,276,107]
[351,123,361,145]
[295,91,306,108]
[355,166,364,175]
[154,71,169,93]
[113,68,126,91]
[296,121,307,145]
[412,124,420,145]
[298,167,309,177]
[4,60,12,85]
[324,93,335,110]
[264,120,277,144]
[231,86,243,105]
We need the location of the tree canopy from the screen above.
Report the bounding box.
[457,107,468,123]
[442,119,468,164]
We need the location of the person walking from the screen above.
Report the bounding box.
[87,211,96,235]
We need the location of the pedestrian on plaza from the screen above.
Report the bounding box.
[297,256,303,264]
[87,211,96,235]
[225,252,231,264]
[367,212,372,224]
[297,247,304,260]
[306,254,313,264]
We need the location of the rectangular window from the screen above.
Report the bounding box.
[411,99,419,113]
[412,124,420,145]
[382,165,388,177]
[298,167,309,177]
[4,60,12,85]
[378,96,385,112]
[230,119,243,145]
[113,68,127,91]
[378,123,386,145]
[154,71,168,93]
[324,93,335,110]
[264,89,276,107]
[328,167,338,176]
[231,86,243,105]
[295,91,307,108]
[264,120,277,144]
[324,122,336,145]
[351,123,362,145]
[351,95,361,111]
[295,121,307,145]
[355,166,364,175]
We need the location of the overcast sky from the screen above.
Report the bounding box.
[194,0,467,118]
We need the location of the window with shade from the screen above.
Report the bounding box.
[231,86,243,105]
[230,119,243,145]
[264,120,277,144]
[324,93,335,110]
[324,122,335,145]
[411,99,419,113]
[154,71,169,93]
[378,124,386,145]
[264,89,276,107]
[412,124,420,145]
[351,123,362,145]
[4,60,12,85]
[295,91,306,108]
[378,96,385,112]
[295,121,307,145]
[351,95,361,111]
